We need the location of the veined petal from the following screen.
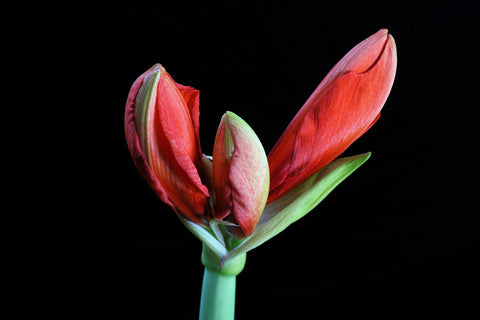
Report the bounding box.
[175,82,201,157]
[125,64,209,223]
[125,67,172,207]
[268,29,397,202]
[212,112,270,237]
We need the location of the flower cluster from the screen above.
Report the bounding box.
[125,29,397,265]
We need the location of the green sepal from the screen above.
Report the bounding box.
[226,152,371,259]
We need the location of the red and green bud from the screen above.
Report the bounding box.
[212,112,269,237]
[267,29,397,202]
[125,64,209,224]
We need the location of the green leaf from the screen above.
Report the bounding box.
[226,153,371,259]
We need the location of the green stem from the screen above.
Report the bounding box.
[199,267,236,320]
[199,244,246,320]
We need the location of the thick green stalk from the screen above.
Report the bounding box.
[199,244,246,320]
[199,267,236,320]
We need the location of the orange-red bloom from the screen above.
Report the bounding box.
[125,29,397,239]
[125,65,209,224]
[267,29,397,202]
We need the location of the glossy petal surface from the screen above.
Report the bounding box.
[212,112,269,236]
[268,29,397,202]
[125,65,208,223]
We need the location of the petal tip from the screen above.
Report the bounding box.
[151,63,165,73]
[360,29,397,75]
[387,33,397,51]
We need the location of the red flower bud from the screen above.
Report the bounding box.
[212,112,269,237]
[267,29,397,202]
[125,64,209,224]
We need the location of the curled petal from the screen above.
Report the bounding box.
[125,64,209,223]
[212,112,270,237]
[268,29,397,202]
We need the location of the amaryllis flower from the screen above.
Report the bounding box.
[125,29,397,265]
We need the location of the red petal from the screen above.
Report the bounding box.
[212,112,269,236]
[212,118,231,220]
[125,67,174,207]
[268,30,397,203]
[175,82,202,157]
[125,65,209,223]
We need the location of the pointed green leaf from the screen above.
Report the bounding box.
[226,153,371,259]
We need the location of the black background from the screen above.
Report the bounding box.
[6,1,479,319]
